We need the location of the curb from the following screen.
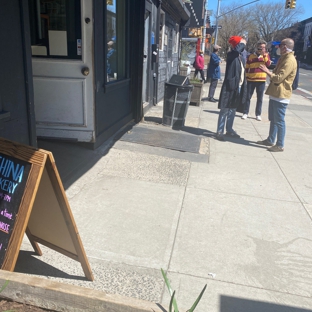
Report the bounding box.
[300,63,312,70]
[0,270,163,312]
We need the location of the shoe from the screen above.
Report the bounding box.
[241,114,248,120]
[212,98,219,102]
[216,133,225,141]
[268,145,284,152]
[208,98,217,102]
[256,115,262,121]
[225,131,240,138]
[256,139,274,146]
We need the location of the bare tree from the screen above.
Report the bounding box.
[216,2,254,54]
[214,0,304,56]
[252,1,304,42]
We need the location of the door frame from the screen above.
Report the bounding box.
[21,0,37,146]
[142,8,152,107]
[142,0,156,114]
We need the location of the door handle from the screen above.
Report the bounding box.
[81,67,89,76]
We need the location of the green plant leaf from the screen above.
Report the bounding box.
[161,268,172,294]
[169,290,175,312]
[187,284,207,312]
[161,269,179,312]
[0,280,10,293]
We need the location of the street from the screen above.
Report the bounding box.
[294,68,312,101]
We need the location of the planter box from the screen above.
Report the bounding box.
[190,82,203,106]
[179,66,191,77]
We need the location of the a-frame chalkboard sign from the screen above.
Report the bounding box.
[0,138,93,281]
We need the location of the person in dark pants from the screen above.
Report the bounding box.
[193,50,205,82]
[207,44,222,102]
[215,36,247,141]
[242,40,271,121]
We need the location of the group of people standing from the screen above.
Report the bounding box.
[193,36,297,152]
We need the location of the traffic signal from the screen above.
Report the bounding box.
[285,0,291,9]
[290,0,296,8]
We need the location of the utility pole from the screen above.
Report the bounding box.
[201,0,208,52]
[214,0,221,46]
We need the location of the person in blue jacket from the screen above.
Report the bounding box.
[207,44,222,102]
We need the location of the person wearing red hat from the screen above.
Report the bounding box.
[215,36,247,141]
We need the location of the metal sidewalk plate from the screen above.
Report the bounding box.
[119,126,201,153]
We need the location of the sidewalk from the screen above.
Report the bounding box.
[3,72,312,311]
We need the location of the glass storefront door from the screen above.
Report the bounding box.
[106,0,126,82]
[28,0,95,142]
[28,0,82,59]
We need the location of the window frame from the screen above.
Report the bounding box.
[28,0,82,59]
[105,0,128,84]
[159,10,165,52]
[174,24,180,54]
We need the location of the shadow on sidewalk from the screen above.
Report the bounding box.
[15,250,87,281]
[37,123,137,190]
[144,116,268,150]
[214,136,271,149]
[203,109,220,115]
[143,116,162,124]
[220,295,312,312]
[203,110,249,119]
[143,116,216,138]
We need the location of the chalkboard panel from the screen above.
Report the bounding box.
[0,138,93,281]
[0,153,31,265]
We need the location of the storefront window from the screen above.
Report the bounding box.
[106,0,126,82]
[28,0,81,59]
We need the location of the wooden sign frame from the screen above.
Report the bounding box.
[0,138,93,281]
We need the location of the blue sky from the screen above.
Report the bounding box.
[206,0,311,24]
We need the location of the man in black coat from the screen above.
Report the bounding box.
[215,36,247,141]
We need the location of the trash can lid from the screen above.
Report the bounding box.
[165,82,193,89]
[168,75,190,86]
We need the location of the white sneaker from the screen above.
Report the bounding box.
[241,114,248,120]
[256,115,262,121]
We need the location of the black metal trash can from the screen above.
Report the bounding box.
[162,75,193,129]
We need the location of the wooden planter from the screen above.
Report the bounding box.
[179,66,188,76]
[179,66,191,78]
[190,82,203,106]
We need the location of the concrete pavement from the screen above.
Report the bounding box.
[2,68,312,311]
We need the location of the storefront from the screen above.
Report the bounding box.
[0,0,189,149]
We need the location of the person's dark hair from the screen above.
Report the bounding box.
[213,47,219,53]
[256,39,267,47]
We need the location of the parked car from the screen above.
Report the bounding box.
[268,55,280,69]
[268,41,281,69]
